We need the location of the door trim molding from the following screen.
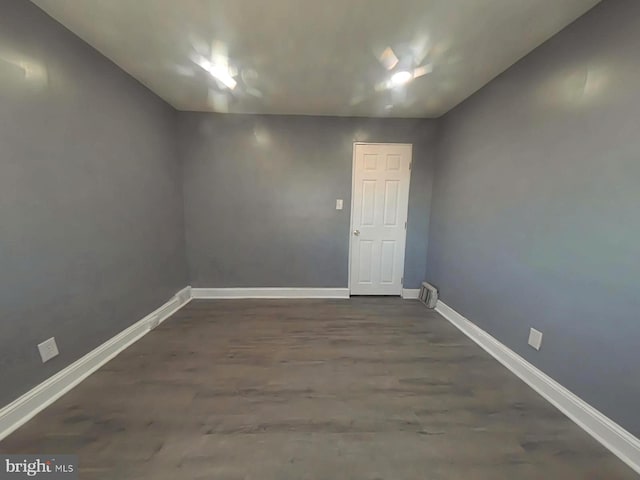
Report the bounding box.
[435,299,640,475]
[348,143,413,296]
[0,286,192,442]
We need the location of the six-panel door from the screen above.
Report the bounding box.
[350,143,411,295]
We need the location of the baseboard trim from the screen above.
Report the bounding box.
[191,288,350,299]
[0,286,192,442]
[401,289,420,299]
[435,300,640,475]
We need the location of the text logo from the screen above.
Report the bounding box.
[0,456,77,480]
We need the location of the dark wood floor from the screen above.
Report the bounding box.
[1,298,636,479]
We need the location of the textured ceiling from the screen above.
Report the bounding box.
[31,0,600,117]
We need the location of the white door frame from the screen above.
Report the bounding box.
[348,142,413,295]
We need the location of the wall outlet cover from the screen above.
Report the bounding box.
[37,337,59,363]
[336,199,343,210]
[528,328,543,351]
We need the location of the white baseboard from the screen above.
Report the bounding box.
[435,300,640,475]
[401,289,420,299]
[0,286,192,442]
[191,288,350,299]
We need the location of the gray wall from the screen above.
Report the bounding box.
[0,0,187,406]
[427,0,640,436]
[179,113,436,289]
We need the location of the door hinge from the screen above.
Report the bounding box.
[401,276,404,285]
[404,221,407,229]
[409,161,412,170]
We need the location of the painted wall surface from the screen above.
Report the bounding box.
[179,113,436,289]
[0,0,187,406]
[426,0,640,435]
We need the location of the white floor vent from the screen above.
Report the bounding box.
[418,282,439,308]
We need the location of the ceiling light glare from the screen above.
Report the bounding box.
[390,70,413,87]
[195,57,237,90]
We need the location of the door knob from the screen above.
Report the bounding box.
[353,229,360,236]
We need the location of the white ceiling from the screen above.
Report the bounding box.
[31,0,600,117]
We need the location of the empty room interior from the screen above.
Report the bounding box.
[1,0,639,478]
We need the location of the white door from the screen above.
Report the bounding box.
[349,143,412,295]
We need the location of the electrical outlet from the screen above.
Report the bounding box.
[528,328,543,351]
[336,199,343,210]
[38,337,59,363]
